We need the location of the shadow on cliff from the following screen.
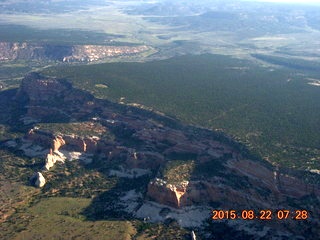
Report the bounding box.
[0,88,22,132]
[2,73,320,240]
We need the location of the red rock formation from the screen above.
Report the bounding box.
[25,128,100,153]
[17,72,71,103]
[278,174,320,198]
[226,159,320,198]
[17,72,319,221]
[147,179,189,208]
[84,137,100,152]
[147,177,278,209]
[0,42,150,62]
[25,128,53,147]
[45,135,66,171]
[62,135,87,152]
[52,136,65,152]
[125,151,165,170]
[227,159,278,192]
[147,157,320,209]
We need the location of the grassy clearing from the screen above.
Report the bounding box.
[0,24,117,45]
[2,197,136,240]
[1,196,190,240]
[0,148,40,236]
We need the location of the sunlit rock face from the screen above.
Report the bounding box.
[0,42,72,61]
[30,172,46,188]
[0,42,150,62]
[147,156,320,210]
[44,151,66,171]
[147,178,189,208]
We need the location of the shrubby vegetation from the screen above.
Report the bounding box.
[252,54,320,72]
[161,160,195,184]
[0,24,123,45]
[1,53,319,239]
[43,54,320,170]
[37,122,115,140]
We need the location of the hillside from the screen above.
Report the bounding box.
[0,72,319,239]
[42,54,320,172]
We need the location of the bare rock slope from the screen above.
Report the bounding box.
[0,42,150,62]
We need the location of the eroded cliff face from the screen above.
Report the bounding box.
[0,42,150,62]
[17,73,320,202]
[44,136,66,171]
[16,72,94,122]
[11,72,320,238]
[146,151,319,209]
[0,42,73,61]
[64,45,149,62]
[147,161,320,209]
[26,128,100,154]
[52,136,65,152]
[17,72,72,103]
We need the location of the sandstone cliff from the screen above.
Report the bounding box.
[13,72,319,238]
[0,42,150,62]
[44,136,66,171]
[147,156,320,209]
[147,178,189,208]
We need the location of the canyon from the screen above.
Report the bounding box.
[0,42,150,62]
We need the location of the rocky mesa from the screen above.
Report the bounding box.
[0,42,150,62]
[14,72,320,204]
[6,72,320,238]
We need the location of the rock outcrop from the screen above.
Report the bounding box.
[191,231,196,240]
[30,172,46,188]
[44,149,66,171]
[16,72,72,103]
[14,72,319,238]
[18,73,319,206]
[16,72,94,122]
[23,131,65,172]
[25,128,101,153]
[0,42,150,62]
[147,179,189,208]
[147,159,320,209]
[52,136,66,152]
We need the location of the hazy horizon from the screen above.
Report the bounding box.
[245,0,320,5]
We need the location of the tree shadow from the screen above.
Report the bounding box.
[82,176,150,221]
